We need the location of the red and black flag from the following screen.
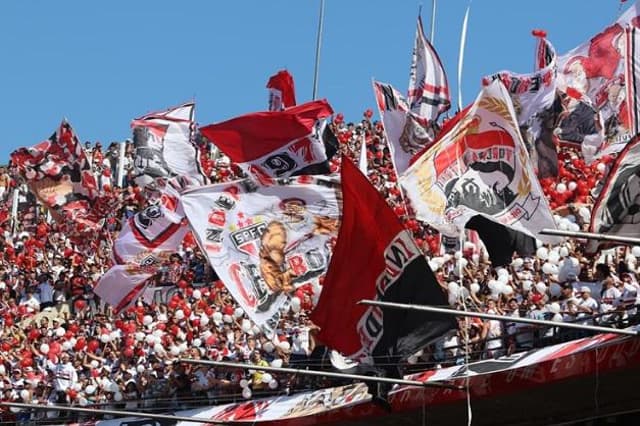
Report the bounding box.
[312,157,455,366]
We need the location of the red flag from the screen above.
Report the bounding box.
[267,70,297,111]
[200,99,333,179]
[311,158,454,364]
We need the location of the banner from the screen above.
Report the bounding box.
[373,81,435,175]
[556,2,640,157]
[312,158,454,364]
[589,136,640,245]
[267,69,297,111]
[200,99,334,180]
[9,120,115,234]
[483,37,559,177]
[181,175,340,333]
[407,15,451,120]
[131,102,207,188]
[400,80,558,242]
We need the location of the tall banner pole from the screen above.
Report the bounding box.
[457,4,471,111]
[430,0,437,43]
[117,141,127,187]
[312,0,326,100]
[11,186,19,234]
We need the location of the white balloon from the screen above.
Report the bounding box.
[109,382,120,393]
[549,302,561,314]
[85,385,96,395]
[633,246,640,258]
[470,283,480,294]
[471,254,480,264]
[268,379,279,390]
[145,335,156,344]
[213,312,223,323]
[447,282,459,293]
[135,332,145,342]
[497,268,509,277]
[175,310,185,320]
[56,327,66,337]
[100,333,110,343]
[152,329,164,337]
[549,283,562,297]
[560,247,570,257]
[270,358,283,368]
[261,373,273,384]
[263,342,275,353]
[90,360,99,369]
[192,290,202,300]
[19,390,30,400]
[522,280,533,292]
[252,325,261,335]
[497,274,509,284]
[153,343,165,354]
[458,258,468,269]
[223,314,233,324]
[536,247,549,260]
[241,319,252,333]
[454,251,462,260]
[193,338,202,348]
[78,397,88,406]
[568,181,577,191]
[290,296,301,313]
[157,313,168,322]
[488,280,500,292]
[136,364,145,373]
[556,183,567,193]
[242,387,252,399]
[170,346,180,356]
[143,315,153,326]
[114,392,123,402]
[535,282,547,294]
[512,258,524,268]
[542,263,555,275]
[233,307,244,319]
[548,252,560,265]
[0,365,5,375]
[279,341,291,351]
[200,314,210,327]
[502,285,514,296]
[40,343,50,354]
[596,163,606,173]
[62,341,72,351]
[239,379,249,388]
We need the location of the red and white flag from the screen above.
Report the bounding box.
[200,99,334,180]
[556,2,640,157]
[400,80,558,242]
[373,81,435,175]
[10,120,117,235]
[181,175,340,334]
[267,70,297,111]
[312,158,455,364]
[407,15,451,121]
[131,102,207,188]
[93,265,154,314]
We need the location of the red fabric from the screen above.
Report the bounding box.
[311,157,410,355]
[199,99,333,161]
[266,70,297,109]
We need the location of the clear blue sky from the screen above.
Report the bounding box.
[0,0,630,160]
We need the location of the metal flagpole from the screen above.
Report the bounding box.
[117,140,127,188]
[359,300,639,337]
[178,359,465,390]
[539,228,640,246]
[312,0,326,100]
[430,0,437,43]
[457,4,471,111]
[0,402,225,424]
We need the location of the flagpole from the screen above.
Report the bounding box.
[358,300,639,337]
[430,0,437,43]
[117,141,126,188]
[457,4,471,111]
[178,359,465,390]
[312,0,326,100]
[539,228,640,246]
[0,402,225,424]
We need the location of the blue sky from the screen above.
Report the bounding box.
[0,0,630,160]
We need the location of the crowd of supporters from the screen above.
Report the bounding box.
[0,111,638,424]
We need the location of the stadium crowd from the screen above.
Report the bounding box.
[0,112,638,424]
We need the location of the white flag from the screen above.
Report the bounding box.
[401,80,558,242]
[181,176,341,333]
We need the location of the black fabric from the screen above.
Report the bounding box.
[466,215,536,267]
